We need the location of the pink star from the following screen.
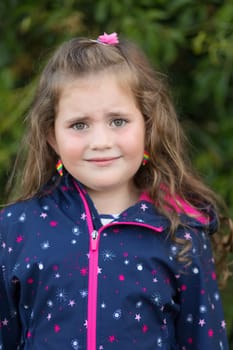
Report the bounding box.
[208,329,214,337]
[50,221,58,227]
[118,274,125,281]
[54,324,61,333]
[68,300,76,307]
[199,319,206,327]
[108,335,116,343]
[184,232,191,240]
[47,313,51,321]
[142,324,148,333]
[40,212,47,218]
[2,318,8,326]
[135,314,141,322]
[80,267,88,276]
[211,272,217,280]
[181,284,187,291]
[16,235,23,243]
[81,213,86,220]
[140,204,148,211]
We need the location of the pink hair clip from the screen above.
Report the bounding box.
[97,32,119,45]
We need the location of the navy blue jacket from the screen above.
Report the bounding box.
[0,174,229,349]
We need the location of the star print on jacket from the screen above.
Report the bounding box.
[0,174,229,349]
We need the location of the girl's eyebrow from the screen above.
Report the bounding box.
[107,110,129,116]
[63,110,130,124]
[64,115,90,124]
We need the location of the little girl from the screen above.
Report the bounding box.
[0,32,232,350]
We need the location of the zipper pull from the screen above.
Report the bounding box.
[91,230,99,251]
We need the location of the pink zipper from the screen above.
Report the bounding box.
[73,181,165,350]
[73,182,99,350]
[88,229,99,350]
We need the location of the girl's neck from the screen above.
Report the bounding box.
[86,184,140,215]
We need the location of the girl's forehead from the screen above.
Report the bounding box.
[58,69,135,97]
[54,71,141,120]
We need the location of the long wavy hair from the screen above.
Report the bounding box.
[8,36,233,284]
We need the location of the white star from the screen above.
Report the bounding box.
[40,212,48,219]
[41,241,50,249]
[200,305,207,313]
[19,213,26,222]
[137,263,143,271]
[80,290,88,298]
[98,267,102,274]
[38,263,44,270]
[47,313,52,321]
[221,320,226,329]
[192,267,199,274]
[101,302,106,308]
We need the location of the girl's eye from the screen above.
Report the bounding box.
[72,122,88,130]
[111,119,127,127]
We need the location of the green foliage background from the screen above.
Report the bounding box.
[0,0,232,344]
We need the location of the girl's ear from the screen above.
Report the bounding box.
[47,130,59,155]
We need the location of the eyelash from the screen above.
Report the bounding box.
[72,122,87,130]
[110,118,128,127]
[71,118,128,130]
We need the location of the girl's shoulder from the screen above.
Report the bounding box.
[0,196,43,228]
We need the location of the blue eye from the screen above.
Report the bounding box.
[111,119,127,127]
[72,122,87,130]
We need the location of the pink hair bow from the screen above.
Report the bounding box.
[97,32,119,45]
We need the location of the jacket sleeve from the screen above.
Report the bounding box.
[0,218,22,349]
[174,226,229,350]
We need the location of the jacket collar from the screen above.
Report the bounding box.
[45,173,218,234]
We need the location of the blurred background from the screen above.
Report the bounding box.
[0,0,232,345]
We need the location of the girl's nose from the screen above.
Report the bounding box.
[89,124,113,150]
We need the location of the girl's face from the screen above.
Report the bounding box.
[49,72,145,201]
